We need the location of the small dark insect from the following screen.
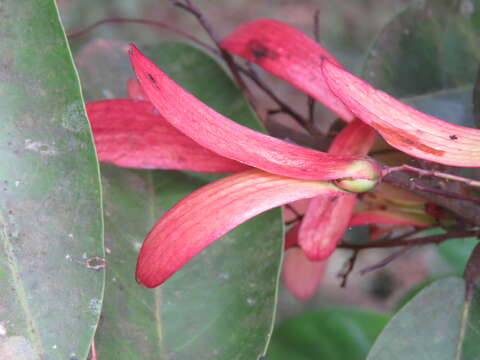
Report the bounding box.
[147,73,156,83]
[449,134,458,140]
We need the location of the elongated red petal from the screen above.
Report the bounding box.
[221,18,354,121]
[299,120,377,260]
[285,222,301,250]
[350,210,433,227]
[322,61,480,167]
[129,44,381,182]
[87,99,248,172]
[127,78,146,100]
[299,195,357,260]
[283,247,327,300]
[136,169,349,287]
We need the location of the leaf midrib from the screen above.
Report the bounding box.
[145,172,169,359]
[0,212,44,356]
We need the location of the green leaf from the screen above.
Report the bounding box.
[393,277,442,312]
[267,308,389,360]
[367,277,480,359]
[92,42,283,359]
[0,1,103,359]
[363,0,480,127]
[460,242,480,359]
[438,237,479,274]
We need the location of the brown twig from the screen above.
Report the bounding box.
[173,0,260,115]
[313,9,321,42]
[67,17,218,54]
[284,204,303,226]
[338,250,359,287]
[384,177,480,205]
[384,164,480,188]
[243,63,315,132]
[306,10,321,127]
[359,245,414,275]
[338,228,475,250]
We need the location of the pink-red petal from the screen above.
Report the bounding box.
[322,61,480,167]
[221,18,354,121]
[87,99,248,172]
[127,78,147,100]
[136,169,349,287]
[299,120,377,260]
[129,44,381,182]
[283,247,327,300]
[350,210,433,227]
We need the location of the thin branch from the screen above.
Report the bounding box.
[384,164,480,188]
[384,177,480,205]
[173,0,260,115]
[337,250,359,287]
[67,17,218,54]
[285,204,302,218]
[359,245,414,275]
[306,9,321,127]
[284,204,303,226]
[245,63,316,132]
[339,229,475,250]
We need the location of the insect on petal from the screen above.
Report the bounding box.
[322,61,480,167]
[129,44,381,183]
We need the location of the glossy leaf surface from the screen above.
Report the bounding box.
[363,0,480,103]
[0,0,103,359]
[367,277,480,359]
[268,308,389,360]
[97,166,283,359]
[438,236,479,274]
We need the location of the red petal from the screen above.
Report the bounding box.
[221,18,354,121]
[283,247,327,300]
[285,222,301,250]
[87,99,248,172]
[136,169,348,287]
[322,61,480,167]
[299,195,357,260]
[350,210,433,227]
[127,78,147,100]
[299,120,376,260]
[129,44,381,182]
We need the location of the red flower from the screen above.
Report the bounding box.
[125,45,381,287]
[222,18,480,167]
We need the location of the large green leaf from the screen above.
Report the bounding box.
[267,308,389,360]
[91,42,284,359]
[0,1,103,359]
[367,277,480,359]
[363,0,480,127]
[438,237,479,274]
[97,166,282,360]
